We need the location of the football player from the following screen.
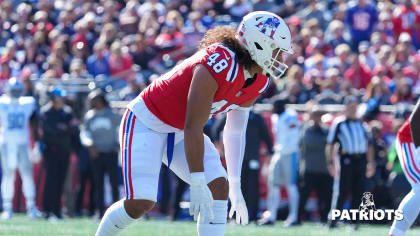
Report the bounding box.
[0,78,40,220]
[258,99,300,226]
[95,11,293,236]
[389,98,420,236]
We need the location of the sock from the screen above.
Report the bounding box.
[1,168,16,212]
[95,200,136,236]
[390,189,420,236]
[20,167,35,210]
[197,200,227,236]
[267,185,280,222]
[286,184,299,223]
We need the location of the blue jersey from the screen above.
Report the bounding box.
[346,3,378,41]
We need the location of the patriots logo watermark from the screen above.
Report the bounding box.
[359,192,376,212]
[331,192,404,221]
[256,17,281,39]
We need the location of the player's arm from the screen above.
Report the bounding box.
[185,64,218,222]
[223,97,255,182]
[326,120,340,177]
[184,64,218,173]
[410,99,420,147]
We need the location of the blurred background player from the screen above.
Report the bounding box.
[389,98,420,236]
[258,98,300,226]
[0,78,40,220]
[95,11,293,236]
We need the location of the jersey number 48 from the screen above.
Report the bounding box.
[207,53,229,73]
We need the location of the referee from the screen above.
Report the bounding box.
[326,96,375,228]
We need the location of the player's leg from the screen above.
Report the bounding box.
[0,144,16,219]
[284,152,299,226]
[263,152,282,224]
[95,111,166,236]
[164,134,228,236]
[389,142,420,236]
[16,144,38,217]
[257,152,280,224]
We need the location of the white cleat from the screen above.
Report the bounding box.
[27,207,41,219]
[1,210,12,220]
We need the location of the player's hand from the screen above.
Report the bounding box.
[88,145,99,159]
[29,142,42,163]
[228,179,248,225]
[366,161,376,178]
[189,172,214,223]
[327,162,336,177]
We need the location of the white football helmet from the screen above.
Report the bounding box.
[237,11,293,80]
[6,77,24,99]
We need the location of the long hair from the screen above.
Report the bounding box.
[198,26,257,70]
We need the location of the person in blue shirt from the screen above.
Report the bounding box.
[87,41,110,77]
[346,0,378,51]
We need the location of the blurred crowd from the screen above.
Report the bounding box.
[0,0,419,224]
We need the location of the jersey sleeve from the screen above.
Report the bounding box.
[201,44,239,86]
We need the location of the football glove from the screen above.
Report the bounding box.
[228,179,248,225]
[189,172,214,223]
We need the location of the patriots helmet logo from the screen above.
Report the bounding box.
[255,17,281,39]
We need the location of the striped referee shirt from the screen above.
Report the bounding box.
[327,116,368,155]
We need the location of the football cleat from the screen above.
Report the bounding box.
[1,210,12,220]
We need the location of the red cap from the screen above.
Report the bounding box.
[288,16,301,26]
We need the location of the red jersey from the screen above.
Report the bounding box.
[392,5,420,40]
[397,119,413,143]
[138,43,271,130]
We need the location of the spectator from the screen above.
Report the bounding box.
[298,103,332,223]
[358,41,376,70]
[301,0,327,30]
[225,0,252,22]
[344,54,373,89]
[119,1,140,35]
[346,0,378,51]
[392,0,420,49]
[326,96,376,229]
[314,77,342,105]
[327,43,351,75]
[137,0,166,18]
[109,41,134,81]
[40,88,77,220]
[119,77,145,101]
[55,10,75,36]
[326,20,350,49]
[87,41,111,77]
[391,78,414,105]
[80,89,121,217]
[363,76,391,107]
[0,56,12,92]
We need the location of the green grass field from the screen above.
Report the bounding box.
[1,214,420,236]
